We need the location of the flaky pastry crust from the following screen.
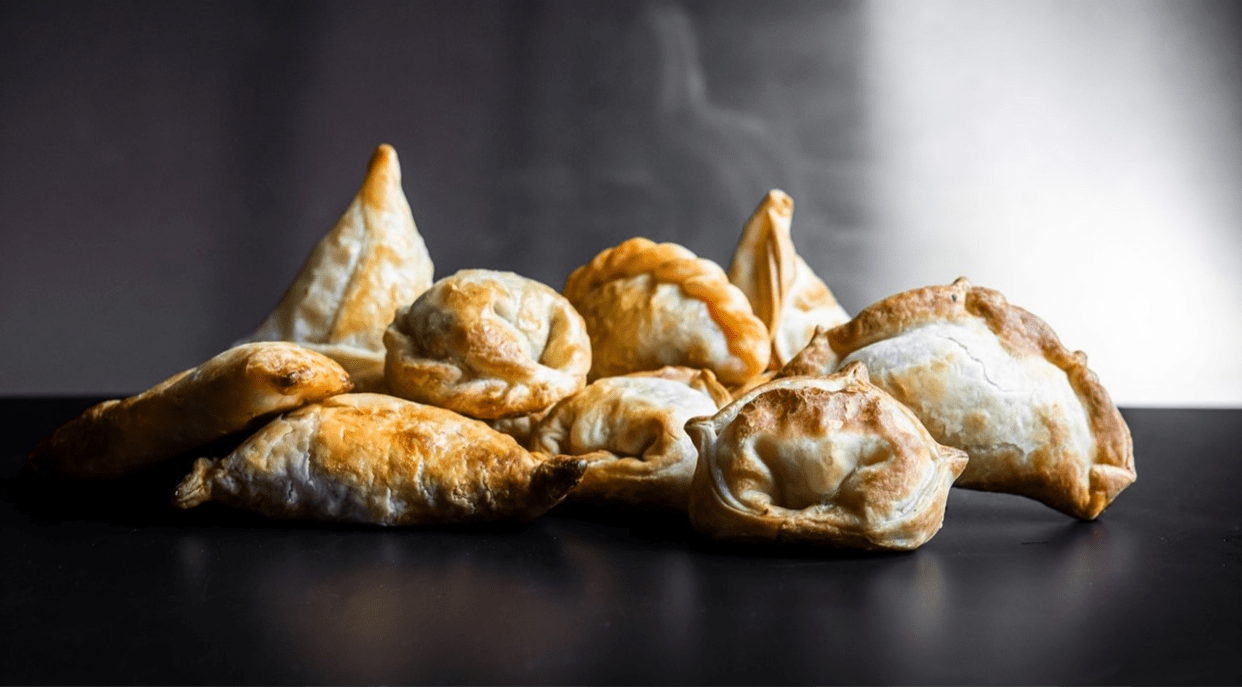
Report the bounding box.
[728,190,850,366]
[240,144,434,391]
[530,373,722,510]
[562,237,769,386]
[384,269,591,420]
[29,342,353,478]
[173,393,587,524]
[685,363,968,550]
[781,277,1135,520]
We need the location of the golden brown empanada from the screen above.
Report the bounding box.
[781,277,1136,520]
[728,190,850,366]
[239,144,434,391]
[563,237,769,386]
[685,363,969,550]
[29,342,353,478]
[384,269,591,420]
[529,372,723,510]
[173,393,587,525]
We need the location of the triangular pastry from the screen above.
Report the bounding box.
[29,342,353,478]
[240,144,434,391]
[384,269,592,420]
[173,393,588,525]
[728,189,850,367]
[780,277,1136,520]
[529,370,724,510]
[562,237,770,386]
[685,363,969,550]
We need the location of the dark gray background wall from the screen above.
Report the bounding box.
[3,0,1240,405]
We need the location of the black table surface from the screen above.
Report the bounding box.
[2,397,1239,686]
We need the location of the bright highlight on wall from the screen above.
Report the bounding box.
[860,0,1242,406]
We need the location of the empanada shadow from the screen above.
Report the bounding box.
[7,443,233,529]
[546,501,699,548]
[546,502,904,560]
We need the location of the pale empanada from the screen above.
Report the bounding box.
[781,277,1136,520]
[529,372,723,510]
[562,237,770,386]
[685,363,968,550]
[727,190,850,366]
[624,365,732,407]
[384,269,591,420]
[173,393,588,525]
[29,342,353,478]
[239,144,434,391]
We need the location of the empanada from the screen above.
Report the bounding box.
[727,190,850,366]
[562,237,769,386]
[624,365,732,407]
[173,393,588,525]
[239,144,434,391]
[781,277,1136,520]
[529,372,723,510]
[685,363,968,550]
[384,269,591,420]
[29,342,353,478]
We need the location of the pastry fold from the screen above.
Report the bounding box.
[240,144,434,391]
[384,269,591,419]
[685,363,968,550]
[530,371,723,510]
[563,237,770,386]
[173,393,587,525]
[29,342,353,478]
[727,190,850,366]
[781,277,1136,520]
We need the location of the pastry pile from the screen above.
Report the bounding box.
[29,144,1136,549]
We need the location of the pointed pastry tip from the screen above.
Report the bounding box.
[763,189,793,216]
[361,143,402,206]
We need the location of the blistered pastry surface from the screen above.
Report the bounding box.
[727,190,849,367]
[29,342,353,478]
[243,144,434,387]
[531,374,720,509]
[563,237,769,385]
[686,366,967,550]
[798,278,1135,519]
[384,269,591,419]
[173,393,585,524]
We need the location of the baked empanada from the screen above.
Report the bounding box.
[384,269,591,420]
[728,190,850,366]
[529,372,723,510]
[686,363,968,550]
[240,144,434,391]
[563,237,769,386]
[173,393,587,524]
[781,277,1136,520]
[29,342,353,478]
[624,365,732,407]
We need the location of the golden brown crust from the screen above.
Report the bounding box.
[384,269,591,419]
[727,190,849,366]
[29,342,353,478]
[563,237,770,385]
[240,144,434,391]
[788,277,1135,519]
[685,363,968,550]
[173,393,586,524]
[529,374,721,510]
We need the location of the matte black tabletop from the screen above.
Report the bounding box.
[2,398,1239,685]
